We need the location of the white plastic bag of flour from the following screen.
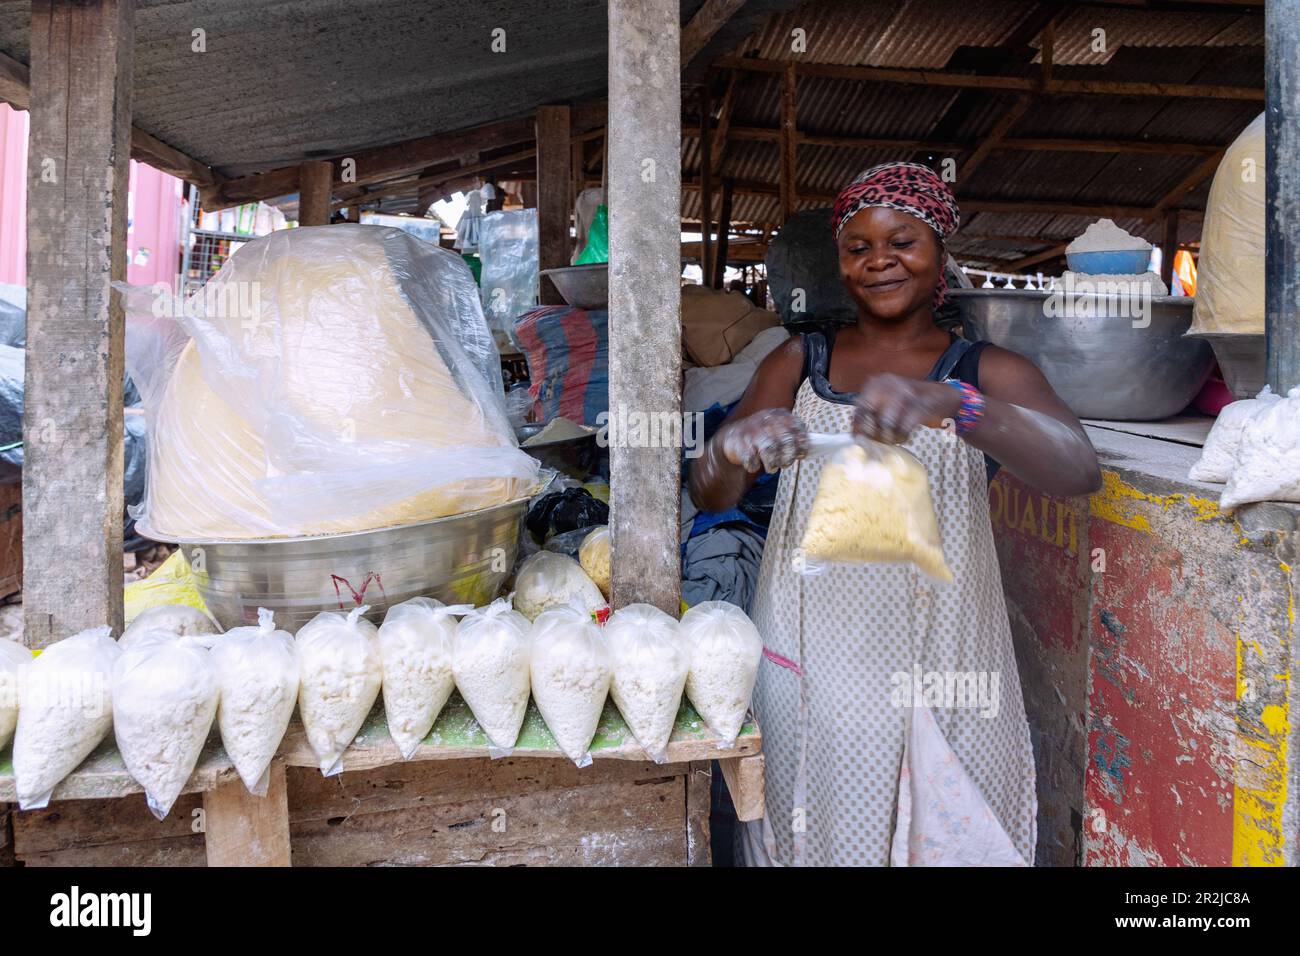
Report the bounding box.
[1220,386,1300,511]
[604,603,688,762]
[379,597,472,758]
[13,626,121,809]
[1189,386,1280,483]
[529,604,611,766]
[112,633,219,819]
[452,599,532,752]
[209,608,299,795]
[512,551,606,621]
[0,637,31,752]
[119,604,219,650]
[678,601,763,746]
[295,606,382,776]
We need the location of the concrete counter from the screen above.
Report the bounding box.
[993,422,1298,866]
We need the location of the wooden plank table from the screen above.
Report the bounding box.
[0,694,763,866]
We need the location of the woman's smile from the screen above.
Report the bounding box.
[862,274,909,294]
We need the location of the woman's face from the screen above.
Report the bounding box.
[837,206,943,323]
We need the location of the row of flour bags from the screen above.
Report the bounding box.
[1189,385,1300,510]
[0,552,761,820]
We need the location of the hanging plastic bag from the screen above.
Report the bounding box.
[478,209,539,351]
[529,604,611,766]
[379,597,472,759]
[512,551,607,622]
[13,626,121,809]
[452,598,532,751]
[294,606,383,776]
[209,608,299,795]
[118,225,538,540]
[1220,386,1300,512]
[119,603,219,650]
[578,526,611,600]
[1189,386,1280,483]
[678,601,762,746]
[604,603,688,762]
[574,205,609,265]
[112,633,219,820]
[799,433,952,583]
[0,638,31,752]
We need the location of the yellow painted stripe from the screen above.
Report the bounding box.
[1088,470,1224,534]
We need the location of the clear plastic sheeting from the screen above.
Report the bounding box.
[478,209,539,351]
[1191,113,1265,335]
[120,224,538,540]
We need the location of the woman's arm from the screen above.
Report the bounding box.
[687,336,807,513]
[852,345,1102,497]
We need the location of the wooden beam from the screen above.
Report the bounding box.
[681,0,746,65]
[1006,242,1070,271]
[608,0,682,614]
[715,56,1265,101]
[698,88,714,283]
[713,178,734,289]
[1161,209,1179,286]
[1,49,224,191]
[710,71,739,177]
[202,763,292,867]
[957,94,1034,181]
[779,62,797,222]
[1152,149,1227,214]
[332,148,538,211]
[718,754,765,822]
[1265,0,1300,392]
[202,115,536,210]
[690,122,1219,158]
[297,161,333,226]
[24,0,134,648]
[536,105,572,305]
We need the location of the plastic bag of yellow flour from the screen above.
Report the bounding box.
[799,434,952,583]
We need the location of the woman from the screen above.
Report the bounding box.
[689,162,1101,866]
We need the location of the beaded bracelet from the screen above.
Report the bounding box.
[945,379,987,435]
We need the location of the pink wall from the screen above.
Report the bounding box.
[0,101,184,289]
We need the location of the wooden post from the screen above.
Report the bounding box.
[202,762,292,866]
[698,86,714,283]
[779,62,798,223]
[536,105,572,305]
[297,161,332,226]
[1161,209,1179,288]
[23,0,134,648]
[344,205,361,223]
[608,0,682,614]
[1266,0,1300,391]
[713,178,734,289]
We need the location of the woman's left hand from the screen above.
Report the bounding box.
[852,373,961,445]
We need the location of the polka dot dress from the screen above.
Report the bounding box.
[740,379,1037,867]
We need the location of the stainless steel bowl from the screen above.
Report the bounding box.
[156,499,527,632]
[949,288,1214,421]
[540,263,608,308]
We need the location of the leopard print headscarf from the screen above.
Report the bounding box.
[831,162,961,306]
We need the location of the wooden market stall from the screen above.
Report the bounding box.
[0,0,1297,868]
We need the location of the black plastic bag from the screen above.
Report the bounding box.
[526,488,609,544]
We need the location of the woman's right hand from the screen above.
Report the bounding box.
[719,408,809,474]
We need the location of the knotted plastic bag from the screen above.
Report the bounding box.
[0,637,31,752]
[452,598,532,751]
[800,434,952,583]
[295,606,383,776]
[13,626,121,809]
[529,604,611,767]
[379,597,472,759]
[1189,386,1280,483]
[112,633,219,819]
[578,526,611,600]
[1220,386,1300,512]
[512,550,606,622]
[679,601,763,746]
[604,603,688,762]
[209,608,299,794]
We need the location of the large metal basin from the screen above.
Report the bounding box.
[949,288,1214,421]
[540,263,608,308]
[147,498,527,633]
